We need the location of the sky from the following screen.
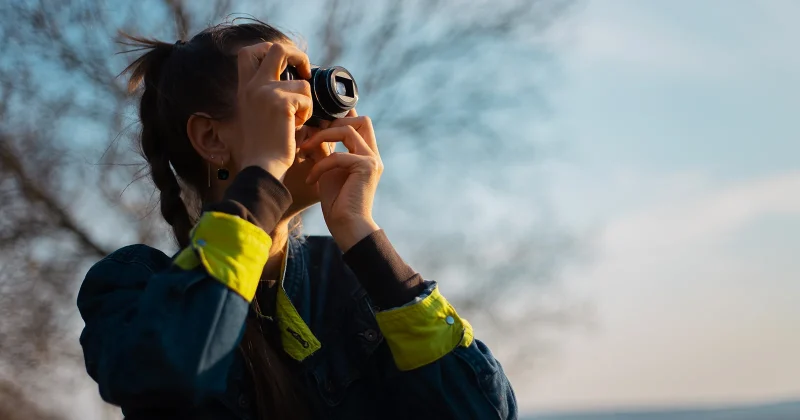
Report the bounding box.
[60,0,800,417]
[514,0,800,414]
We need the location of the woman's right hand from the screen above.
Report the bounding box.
[233,42,312,181]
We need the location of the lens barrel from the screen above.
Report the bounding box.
[280,65,359,126]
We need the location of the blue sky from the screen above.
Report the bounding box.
[515,0,800,413]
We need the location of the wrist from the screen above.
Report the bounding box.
[330,218,381,252]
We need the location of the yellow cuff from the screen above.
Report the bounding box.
[376,286,474,371]
[174,246,200,271]
[177,211,271,302]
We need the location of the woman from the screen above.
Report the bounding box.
[77,20,517,420]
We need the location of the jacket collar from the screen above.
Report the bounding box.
[274,236,321,362]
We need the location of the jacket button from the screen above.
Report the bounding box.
[445,316,455,325]
[238,395,249,408]
[325,379,335,393]
[363,329,378,342]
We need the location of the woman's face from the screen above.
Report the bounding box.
[231,40,332,216]
[194,40,333,216]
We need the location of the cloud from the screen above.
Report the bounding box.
[554,3,714,75]
[519,170,800,412]
[553,0,800,82]
[603,170,800,258]
[570,18,706,73]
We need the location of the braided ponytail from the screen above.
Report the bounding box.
[124,37,194,248]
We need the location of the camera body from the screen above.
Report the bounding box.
[281,65,359,127]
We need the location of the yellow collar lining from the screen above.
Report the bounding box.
[275,239,321,361]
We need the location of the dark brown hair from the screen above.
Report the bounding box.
[122,20,308,419]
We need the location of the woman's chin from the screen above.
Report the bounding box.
[282,156,321,215]
[286,186,320,215]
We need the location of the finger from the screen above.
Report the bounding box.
[327,116,378,154]
[279,79,312,97]
[301,126,365,154]
[298,140,331,163]
[306,152,372,184]
[280,91,314,127]
[255,43,311,84]
[237,43,271,92]
[346,108,358,117]
[300,125,371,155]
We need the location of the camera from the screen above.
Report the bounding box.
[280,65,359,127]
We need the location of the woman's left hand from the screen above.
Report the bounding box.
[299,110,383,251]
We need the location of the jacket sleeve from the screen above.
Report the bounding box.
[342,230,518,419]
[77,167,291,409]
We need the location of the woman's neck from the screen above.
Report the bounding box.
[262,217,291,282]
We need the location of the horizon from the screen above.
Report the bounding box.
[526,398,800,416]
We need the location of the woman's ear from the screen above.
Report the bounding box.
[187,112,228,163]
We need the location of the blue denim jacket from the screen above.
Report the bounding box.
[77,235,517,419]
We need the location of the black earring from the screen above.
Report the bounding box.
[217,158,229,180]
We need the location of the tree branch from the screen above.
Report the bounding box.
[165,0,191,39]
[0,136,111,258]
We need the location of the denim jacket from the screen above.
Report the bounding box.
[78,233,517,419]
[77,169,517,419]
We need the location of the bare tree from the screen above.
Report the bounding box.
[0,0,577,417]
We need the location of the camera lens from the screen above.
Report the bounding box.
[335,80,348,96]
[281,65,358,126]
[310,66,358,119]
[280,66,299,81]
